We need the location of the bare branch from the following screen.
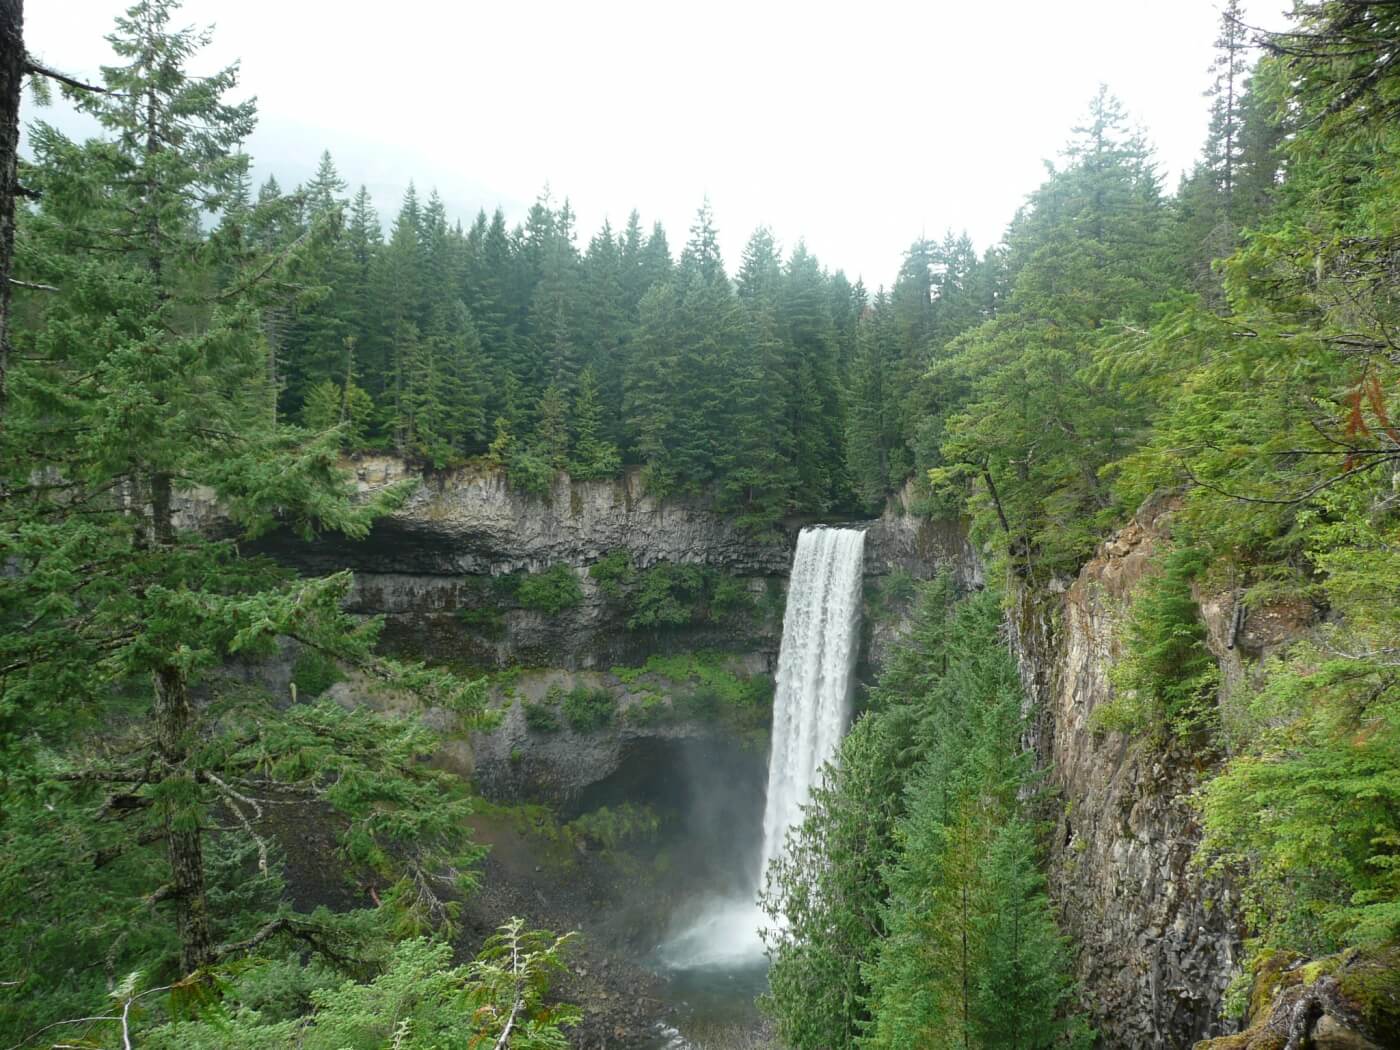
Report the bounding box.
[22,58,106,95]
[206,771,269,874]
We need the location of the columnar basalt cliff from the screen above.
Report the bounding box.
[1010,496,1324,1048]
[1011,500,1240,1047]
[242,460,978,671]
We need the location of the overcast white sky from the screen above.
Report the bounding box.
[24,0,1254,286]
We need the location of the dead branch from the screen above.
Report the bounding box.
[22,58,105,95]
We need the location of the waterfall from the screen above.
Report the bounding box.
[659,526,865,969]
[756,526,866,882]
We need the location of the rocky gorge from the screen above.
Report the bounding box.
[242,460,1388,1048]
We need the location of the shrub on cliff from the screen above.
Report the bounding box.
[563,686,615,731]
[523,700,562,733]
[515,565,584,616]
[1092,546,1219,741]
[589,550,636,600]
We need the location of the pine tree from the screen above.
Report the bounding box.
[469,207,518,423]
[380,185,427,449]
[533,382,571,471]
[281,150,357,413]
[0,0,22,411]
[2,5,485,1028]
[627,281,682,493]
[302,376,374,448]
[570,366,620,479]
[528,198,582,395]
[845,303,899,510]
[973,820,1084,1050]
[782,242,847,511]
[580,220,630,446]
[719,226,796,522]
[930,88,1177,574]
[618,208,649,312]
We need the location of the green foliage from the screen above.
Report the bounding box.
[302,378,375,450]
[588,549,636,601]
[561,685,615,732]
[761,582,1088,1049]
[522,699,561,733]
[291,648,345,699]
[627,563,709,629]
[1200,653,1400,957]
[624,563,752,631]
[569,367,621,480]
[861,590,1087,1050]
[456,604,506,639]
[567,803,660,851]
[514,565,583,616]
[760,708,913,1050]
[613,651,773,729]
[141,924,578,1049]
[1092,547,1220,741]
[0,6,490,1038]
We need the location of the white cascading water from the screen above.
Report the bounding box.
[660,526,866,969]
[756,526,866,881]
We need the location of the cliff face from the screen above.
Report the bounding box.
[1011,496,1320,1048]
[248,462,1296,1042]
[1012,497,1240,1047]
[250,459,979,670]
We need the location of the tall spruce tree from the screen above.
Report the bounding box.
[1,5,484,1035]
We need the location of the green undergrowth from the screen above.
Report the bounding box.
[590,553,758,631]
[558,684,615,731]
[522,699,561,732]
[290,648,344,699]
[567,803,660,851]
[613,651,774,731]
[454,564,584,634]
[514,564,584,615]
[475,799,663,868]
[1090,546,1220,743]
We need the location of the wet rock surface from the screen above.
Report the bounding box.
[1195,948,1400,1050]
[1012,497,1245,1048]
[234,460,977,671]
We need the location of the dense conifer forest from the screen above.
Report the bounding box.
[2,0,1399,1047]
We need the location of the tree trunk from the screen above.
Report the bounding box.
[0,0,23,418]
[150,472,214,973]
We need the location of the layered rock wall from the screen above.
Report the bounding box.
[1011,500,1240,1047]
[1010,494,1323,1048]
[248,460,978,670]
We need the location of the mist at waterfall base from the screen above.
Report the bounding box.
[658,526,867,973]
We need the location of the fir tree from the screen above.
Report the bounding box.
[2,6,485,1033]
[570,366,620,480]
[533,382,571,471]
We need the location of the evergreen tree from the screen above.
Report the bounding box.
[528,197,582,394]
[280,150,357,414]
[303,375,374,448]
[973,819,1083,1049]
[470,207,518,423]
[2,7,485,1034]
[579,220,630,448]
[930,88,1178,574]
[845,300,901,510]
[782,242,847,511]
[638,220,672,293]
[533,382,571,471]
[570,365,620,479]
[861,591,1085,1050]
